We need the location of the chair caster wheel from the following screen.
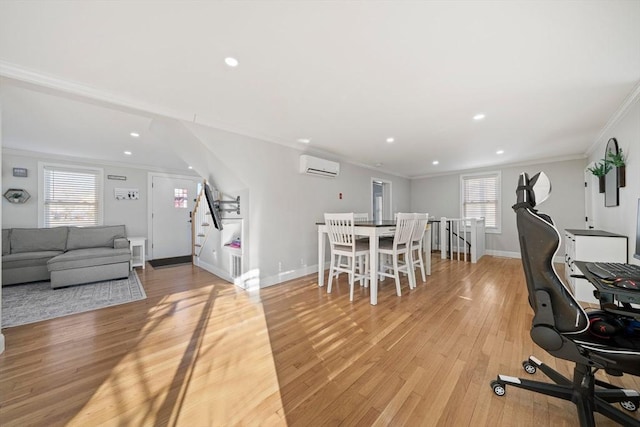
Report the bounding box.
[620,400,639,412]
[491,380,506,396]
[522,360,537,374]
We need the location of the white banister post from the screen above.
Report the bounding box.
[440,217,447,259]
[470,218,477,263]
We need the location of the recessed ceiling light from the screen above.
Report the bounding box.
[297,138,311,144]
[124,151,132,156]
[130,132,140,138]
[188,166,193,170]
[496,150,504,155]
[386,137,395,143]
[225,57,239,67]
[432,160,439,165]
[473,113,486,121]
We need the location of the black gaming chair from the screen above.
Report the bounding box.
[491,171,640,427]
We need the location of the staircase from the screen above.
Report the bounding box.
[192,185,212,258]
[438,217,486,263]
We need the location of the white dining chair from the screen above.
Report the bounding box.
[409,213,429,284]
[377,212,415,295]
[325,213,370,301]
[353,212,369,222]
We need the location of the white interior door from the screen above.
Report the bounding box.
[584,167,594,229]
[151,175,199,259]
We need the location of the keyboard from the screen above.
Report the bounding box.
[585,262,640,282]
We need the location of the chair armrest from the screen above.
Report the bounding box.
[114,238,129,249]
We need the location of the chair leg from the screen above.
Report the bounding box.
[349,256,356,302]
[364,254,369,288]
[327,254,335,293]
[417,249,426,282]
[393,255,401,296]
[406,251,416,289]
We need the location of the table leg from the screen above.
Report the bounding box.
[318,228,325,287]
[369,233,378,305]
[425,225,431,276]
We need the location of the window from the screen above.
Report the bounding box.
[174,188,188,208]
[460,171,501,233]
[39,163,104,227]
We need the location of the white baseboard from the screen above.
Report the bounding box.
[195,258,323,289]
[195,259,234,283]
[485,250,564,264]
[486,250,521,259]
[259,264,320,288]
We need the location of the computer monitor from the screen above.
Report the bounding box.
[634,198,640,260]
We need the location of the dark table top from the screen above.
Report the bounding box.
[316,220,397,227]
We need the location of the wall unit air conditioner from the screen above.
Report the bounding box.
[299,155,340,178]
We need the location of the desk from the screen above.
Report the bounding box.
[574,261,640,319]
[317,221,431,305]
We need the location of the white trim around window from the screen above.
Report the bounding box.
[460,170,501,234]
[38,162,104,228]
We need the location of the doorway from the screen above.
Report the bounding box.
[372,178,392,222]
[148,173,200,260]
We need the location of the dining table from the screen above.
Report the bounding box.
[317,220,431,305]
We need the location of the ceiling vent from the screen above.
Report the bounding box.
[299,155,340,178]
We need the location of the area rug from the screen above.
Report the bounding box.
[1,271,146,328]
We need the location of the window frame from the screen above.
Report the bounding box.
[38,162,104,228]
[460,170,501,234]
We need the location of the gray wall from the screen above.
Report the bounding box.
[1,150,165,239]
[587,96,640,264]
[410,158,587,256]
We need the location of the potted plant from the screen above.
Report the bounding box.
[587,161,610,193]
[606,148,626,188]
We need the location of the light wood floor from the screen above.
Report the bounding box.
[1,255,639,426]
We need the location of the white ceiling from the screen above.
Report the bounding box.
[1,1,639,177]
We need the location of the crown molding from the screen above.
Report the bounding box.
[411,153,587,180]
[587,80,640,156]
[2,148,198,176]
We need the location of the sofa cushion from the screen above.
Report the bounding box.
[47,247,131,271]
[10,227,68,253]
[2,250,64,269]
[2,229,9,255]
[66,225,126,250]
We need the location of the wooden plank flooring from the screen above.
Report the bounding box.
[1,256,639,426]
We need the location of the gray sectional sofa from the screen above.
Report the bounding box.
[2,225,132,289]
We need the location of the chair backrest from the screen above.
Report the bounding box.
[514,172,588,334]
[411,213,429,243]
[324,213,356,248]
[393,213,415,247]
[353,213,369,223]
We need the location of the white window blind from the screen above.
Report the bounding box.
[43,165,103,227]
[461,172,501,231]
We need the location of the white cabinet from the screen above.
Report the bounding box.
[564,229,627,304]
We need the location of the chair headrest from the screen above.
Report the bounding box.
[514,171,552,211]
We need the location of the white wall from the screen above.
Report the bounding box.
[1,150,183,242]
[152,119,412,287]
[410,158,587,257]
[587,95,640,264]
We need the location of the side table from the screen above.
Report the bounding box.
[128,237,146,270]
